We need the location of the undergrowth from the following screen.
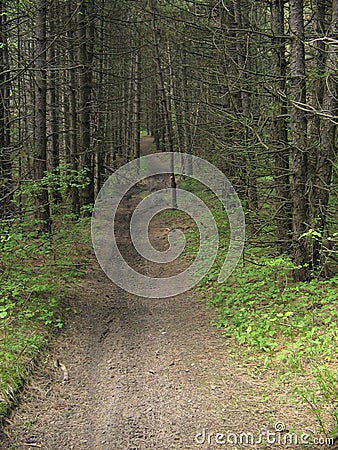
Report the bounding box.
[0,211,91,419]
[162,176,338,438]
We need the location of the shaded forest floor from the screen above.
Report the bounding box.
[0,138,334,449]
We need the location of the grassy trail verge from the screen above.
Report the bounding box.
[0,216,91,420]
[160,177,338,441]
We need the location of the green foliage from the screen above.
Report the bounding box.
[208,258,337,360]
[12,163,90,212]
[163,177,338,436]
[294,366,338,437]
[0,209,91,418]
[205,250,337,435]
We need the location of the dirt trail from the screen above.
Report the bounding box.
[0,138,327,449]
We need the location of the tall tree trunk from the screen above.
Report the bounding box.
[126,51,134,160]
[309,0,326,142]
[66,1,80,217]
[234,0,258,211]
[180,42,193,175]
[78,0,94,213]
[48,2,61,204]
[151,1,177,208]
[133,45,141,160]
[95,4,106,195]
[308,0,327,269]
[151,6,174,154]
[271,0,292,253]
[289,0,309,280]
[34,0,51,234]
[312,0,338,274]
[151,86,161,151]
[0,0,12,219]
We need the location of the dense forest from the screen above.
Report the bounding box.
[1,0,337,279]
[0,0,337,443]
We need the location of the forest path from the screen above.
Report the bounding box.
[0,138,319,450]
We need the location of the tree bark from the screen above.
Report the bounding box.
[66,0,80,217]
[34,0,51,234]
[271,0,292,253]
[0,0,12,219]
[179,42,193,175]
[151,1,177,208]
[289,0,309,280]
[234,0,258,211]
[48,2,61,204]
[133,46,141,160]
[78,0,94,213]
[312,0,338,274]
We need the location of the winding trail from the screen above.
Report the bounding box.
[0,138,324,450]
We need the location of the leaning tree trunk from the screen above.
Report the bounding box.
[289,0,309,280]
[34,0,51,234]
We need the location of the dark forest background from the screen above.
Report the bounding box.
[1,0,337,280]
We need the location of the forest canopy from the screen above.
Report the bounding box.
[0,0,337,281]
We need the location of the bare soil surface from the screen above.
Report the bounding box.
[0,138,332,450]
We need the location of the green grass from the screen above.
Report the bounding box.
[161,176,338,438]
[0,215,91,419]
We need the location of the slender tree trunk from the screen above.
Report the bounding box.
[180,43,193,175]
[312,0,338,274]
[133,46,141,160]
[271,0,292,253]
[310,0,326,141]
[93,5,105,196]
[169,41,192,175]
[78,0,94,212]
[308,0,327,269]
[151,7,174,154]
[151,1,177,208]
[48,3,61,204]
[0,0,12,218]
[126,51,134,160]
[66,1,80,217]
[16,4,23,220]
[121,59,129,158]
[289,0,309,280]
[234,0,258,211]
[34,0,51,234]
